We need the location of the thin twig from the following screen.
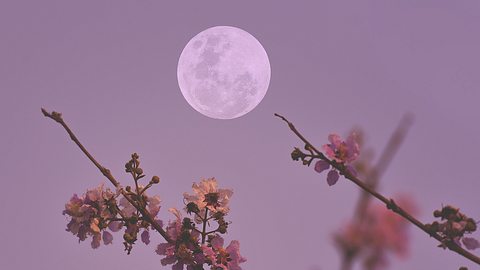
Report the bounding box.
[275,113,480,265]
[201,208,209,244]
[41,108,173,244]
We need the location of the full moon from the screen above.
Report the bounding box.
[177,26,271,119]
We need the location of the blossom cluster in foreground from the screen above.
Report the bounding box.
[63,184,118,249]
[62,153,245,270]
[156,178,246,270]
[63,181,163,252]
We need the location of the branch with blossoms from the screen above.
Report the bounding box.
[274,113,480,267]
[334,117,418,270]
[42,108,246,270]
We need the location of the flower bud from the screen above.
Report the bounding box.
[430,221,440,232]
[204,192,220,207]
[291,148,305,161]
[123,233,136,243]
[135,167,143,175]
[465,219,477,232]
[442,205,459,219]
[129,216,138,224]
[186,202,200,214]
[125,161,133,173]
[182,218,194,229]
[151,175,160,184]
[218,224,227,234]
[212,212,224,220]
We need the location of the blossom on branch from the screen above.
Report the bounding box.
[155,178,245,270]
[156,208,203,270]
[42,109,246,269]
[118,188,161,218]
[426,205,479,251]
[201,235,247,270]
[183,177,233,215]
[323,133,360,163]
[314,133,360,186]
[63,184,118,248]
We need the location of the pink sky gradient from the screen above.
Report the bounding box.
[1,1,479,269]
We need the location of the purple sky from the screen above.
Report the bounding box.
[1,1,480,269]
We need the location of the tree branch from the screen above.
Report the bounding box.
[275,113,480,265]
[41,108,173,244]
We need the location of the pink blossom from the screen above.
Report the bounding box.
[211,235,224,249]
[201,235,246,270]
[119,187,161,218]
[201,245,216,264]
[323,133,360,164]
[156,208,201,270]
[147,195,161,217]
[156,243,177,265]
[315,133,360,186]
[427,205,478,250]
[183,178,233,214]
[63,184,117,249]
[119,197,136,217]
[225,240,247,270]
[108,221,122,232]
[166,208,182,241]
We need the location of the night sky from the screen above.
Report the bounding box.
[1,1,479,269]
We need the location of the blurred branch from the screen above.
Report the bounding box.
[275,113,480,265]
[41,108,173,243]
[354,113,413,219]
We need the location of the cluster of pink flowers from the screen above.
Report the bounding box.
[334,196,417,269]
[314,133,360,186]
[201,235,246,270]
[119,188,162,252]
[63,165,245,270]
[426,205,479,250]
[155,178,246,270]
[63,184,118,248]
[156,208,203,269]
[63,183,163,252]
[184,178,233,215]
[156,212,245,270]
